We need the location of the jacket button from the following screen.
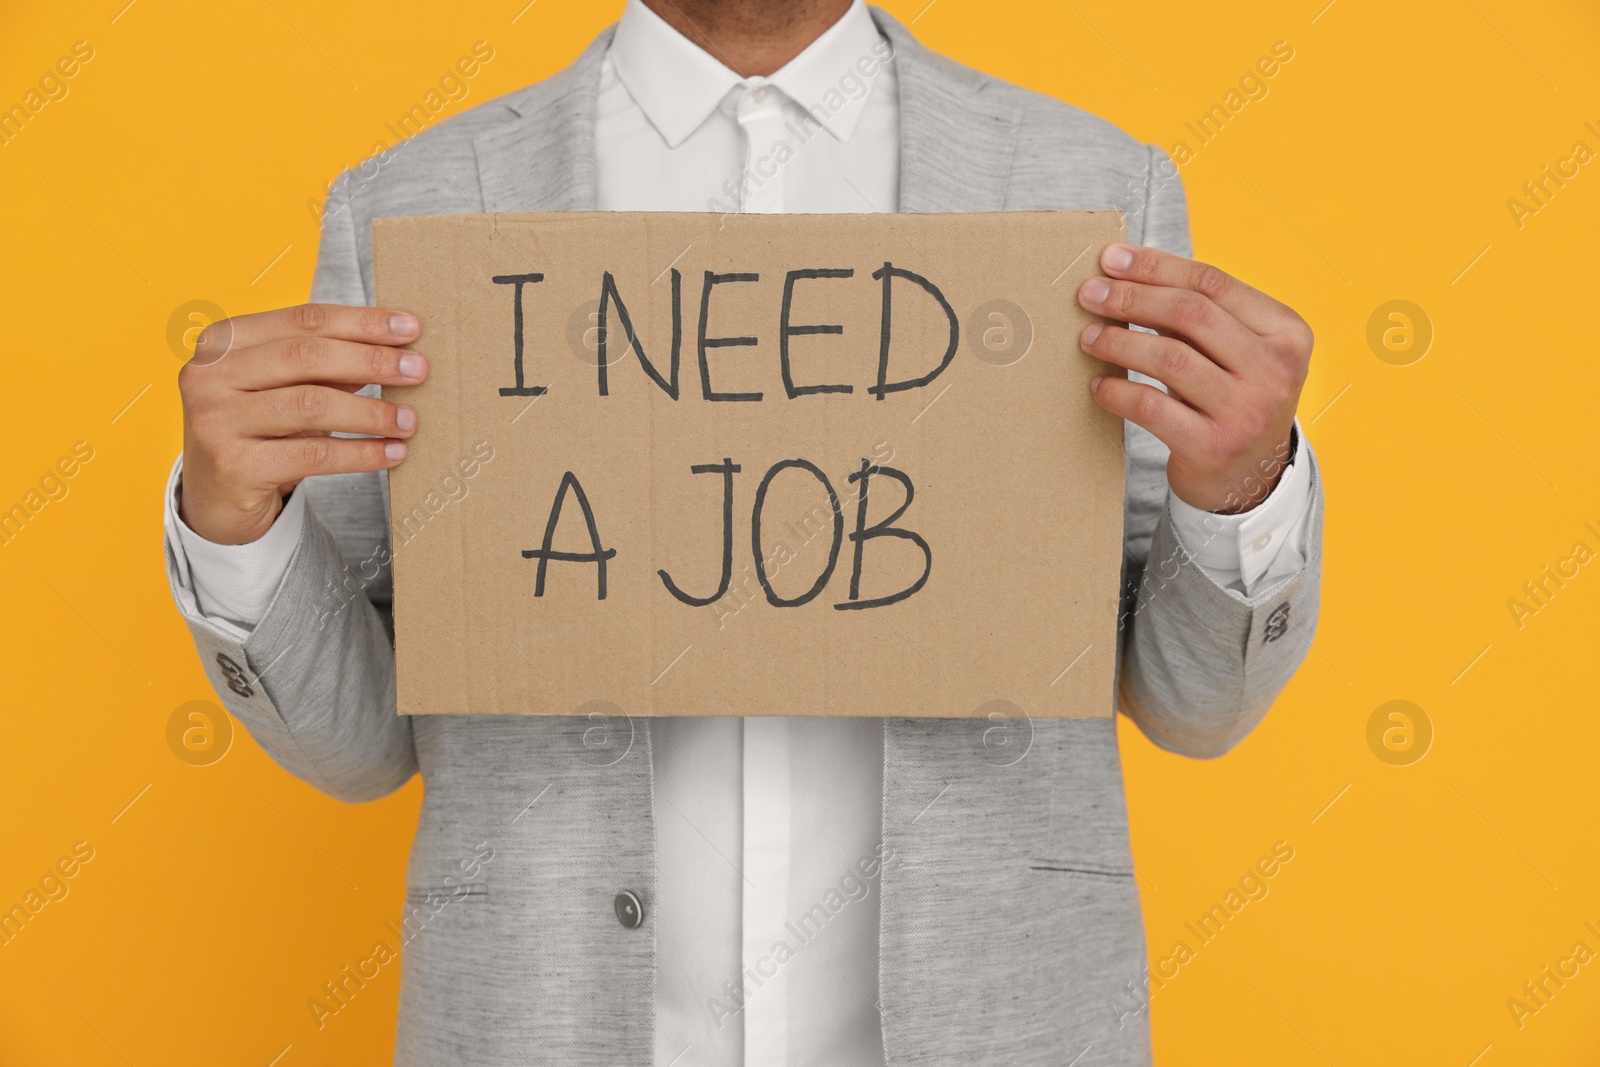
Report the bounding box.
[614,890,644,929]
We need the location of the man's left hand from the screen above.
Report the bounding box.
[1077,243,1313,514]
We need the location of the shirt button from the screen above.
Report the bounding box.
[1253,532,1273,551]
[751,86,769,103]
[614,890,644,929]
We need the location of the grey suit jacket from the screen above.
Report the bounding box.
[168,11,1323,1065]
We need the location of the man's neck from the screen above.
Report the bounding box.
[638,0,855,77]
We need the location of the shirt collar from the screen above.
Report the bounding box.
[609,0,887,149]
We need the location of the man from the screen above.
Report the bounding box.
[167,1,1321,1064]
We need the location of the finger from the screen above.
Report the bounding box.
[236,385,418,440]
[196,303,420,359]
[222,335,429,391]
[1080,323,1232,414]
[1089,373,1208,457]
[1078,277,1255,372]
[253,435,409,485]
[1099,244,1293,337]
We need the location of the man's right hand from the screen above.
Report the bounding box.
[177,303,429,546]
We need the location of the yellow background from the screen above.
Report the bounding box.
[2,0,1597,1063]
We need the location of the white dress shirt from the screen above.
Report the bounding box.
[164,2,1313,1064]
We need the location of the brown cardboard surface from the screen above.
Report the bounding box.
[374,211,1127,717]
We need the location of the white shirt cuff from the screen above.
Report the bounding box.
[1167,423,1313,600]
[164,454,305,634]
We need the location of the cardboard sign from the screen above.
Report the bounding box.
[374,211,1127,718]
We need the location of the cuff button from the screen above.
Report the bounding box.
[614,890,644,929]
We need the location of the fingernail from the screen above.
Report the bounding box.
[1081,323,1104,347]
[1089,375,1104,394]
[1103,244,1134,272]
[385,441,407,462]
[1081,278,1110,305]
[396,406,417,433]
[399,352,425,379]
[390,313,419,339]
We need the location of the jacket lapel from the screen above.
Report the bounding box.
[473,28,610,214]
[872,8,1021,214]
[475,11,1025,218]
